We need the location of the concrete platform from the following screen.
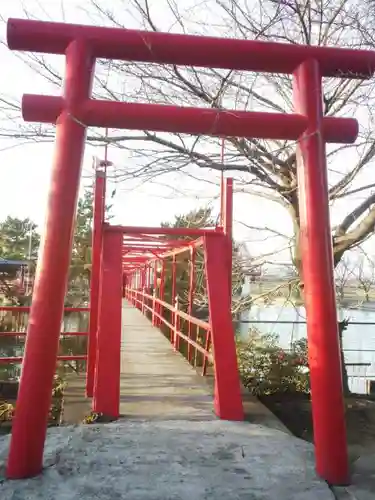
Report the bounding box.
[0,420,334,499]
[333,453,375,500]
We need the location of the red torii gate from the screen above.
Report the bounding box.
[6,18,375,485]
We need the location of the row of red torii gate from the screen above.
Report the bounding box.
[3,16,375,486]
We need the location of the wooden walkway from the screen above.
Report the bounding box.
[63,300,286,431]
[63,300,215,423]
[119,301,215,420]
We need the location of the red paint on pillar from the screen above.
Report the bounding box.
[204,233,243,420]
[293,59,349,485]
[223,178,233,311]
[6,41,94,480]
[93,230,123,418]
[86,169,106,397]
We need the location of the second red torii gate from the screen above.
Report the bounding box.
[6,17,375,485]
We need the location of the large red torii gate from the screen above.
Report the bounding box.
[6,18,375,485]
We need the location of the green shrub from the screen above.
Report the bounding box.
[237,329,310,396]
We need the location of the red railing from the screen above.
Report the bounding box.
[0,306,89,312]
[0,332,88,338]
[0,355,87,363]
[0,306,89,365]
[125,287,213,376]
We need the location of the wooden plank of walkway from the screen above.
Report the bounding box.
[119,301,216,421]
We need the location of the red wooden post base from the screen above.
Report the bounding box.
[293,59,349,485]
[93,230,123,418]
[6,41,94,480]
[86,170,106,398]
[204,233,244,421]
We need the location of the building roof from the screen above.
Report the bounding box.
[0,259,28,272]
[0,259,28,265]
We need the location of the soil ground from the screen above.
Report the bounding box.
[259,391,375,462]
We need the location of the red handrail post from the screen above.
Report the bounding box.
[158,259,165,327]
[202,330,211,376]
[204,233,243,421]
[130,274,134,304]
[147,264,151,290]
[6,41,94,480]
[141,266,146,289]
[93,229,123,418]
[187,247,196,362]
[86,168,106,398]
[135,272,140,310]
[152,289,157,326]
[173,295,180,351]
[170,255,177,342]
[122,273,126,298]
[142,287,146,314]
[293,60,349,485]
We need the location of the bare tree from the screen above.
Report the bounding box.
[2,0,375,281]
[334,255,354,303]
[356,253,375,302]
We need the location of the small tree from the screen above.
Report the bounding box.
[334,256,353,303]
[66,189,94,306]
[66,186,113,306]
[0,217,39,261]
[0,217,40,304]
[160,205,245,315]
[356,255,375,303]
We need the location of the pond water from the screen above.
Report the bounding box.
[0,312,89,381]
[240,302,375,394]
[2,302,375,394]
